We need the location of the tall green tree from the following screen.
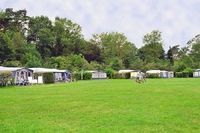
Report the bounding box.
[53,17,85,56]
[27,16,54,58]
[138,30,165,63]
[27,16,52,43]
[167,45,179,65]
[0,8,28,34]
[37,28,55,58]
[21,44,42,67]
[90,32,138,69]
[82,41,102,62]
[190,40,200,68]
[44,55,90,71]
[0,32,13,63]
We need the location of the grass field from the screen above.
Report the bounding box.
[0,79,199,133]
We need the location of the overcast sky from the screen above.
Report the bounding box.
[1,0,200,50]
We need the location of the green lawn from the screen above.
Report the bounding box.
[0,79,199,133]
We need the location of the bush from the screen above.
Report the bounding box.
[73,72,92,80]
[0,71,13,87]
[43,73,54,84]
[146,73,160,78]
[113,73,122,79]
[105,68,115,79]
[83,72,92,80]
[183,68,193,77]
[175,72,183,78]
[3,60,22,67]
[175,71,193,78]
[113,73,126,79]
[73,72,81,81]
[112,73,131,79]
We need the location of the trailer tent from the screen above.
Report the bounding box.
[85,70,107,79]
[29,68,71,83]
[193,69,200,77]
[0,66,71,85]
[146,70,174,78]
[118,70,140,78]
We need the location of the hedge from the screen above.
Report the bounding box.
[0,71,13,87]
[175,72,193,78]
[113,73,124,79]
[43,73,54,84]
[73,72,81,81]
[73,72,92,80]
[105,69,115,79]
[83,72,92,80]
[146,73,160,78]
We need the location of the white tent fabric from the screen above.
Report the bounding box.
[0,66,22,72]
[146,70,161,74]
[118,70,136,74]
[29,68,67,73]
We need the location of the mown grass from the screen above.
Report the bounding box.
[0,78,199,133]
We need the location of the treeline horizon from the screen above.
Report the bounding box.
[0,8,200,73]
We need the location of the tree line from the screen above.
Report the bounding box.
[0,8,200,73]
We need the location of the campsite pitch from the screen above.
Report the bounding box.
[0,79,199,132]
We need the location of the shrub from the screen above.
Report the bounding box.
[188,72,193,77]
[113,73,122,79]
[73,72,81,81]
[183,72,190,77]
[83,72,92,80]
[43,73,54,84]
[3,60,22,67]
[183,68,193,77]
[113,73,126,79]
[72,72,92,80]
[0,71,13,87]
[113,73,131,79]
[146,73,160,78]
[175,72,183,78]
[175,71,193,78]
[105,68,115,79]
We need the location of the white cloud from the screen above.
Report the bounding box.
[1,0,200,50]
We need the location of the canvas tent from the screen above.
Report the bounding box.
[118,70,139,78]
[193,69,200,77]
[29,68,71,83]
[0,66,71,85]
[86,70,107,79]
[0,66,33,85]
[146,70,174,78]
[13,68,33,85]
[0,66,22,72]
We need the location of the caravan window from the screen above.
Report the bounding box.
[28,72,31,77]
[34,75,37,79]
